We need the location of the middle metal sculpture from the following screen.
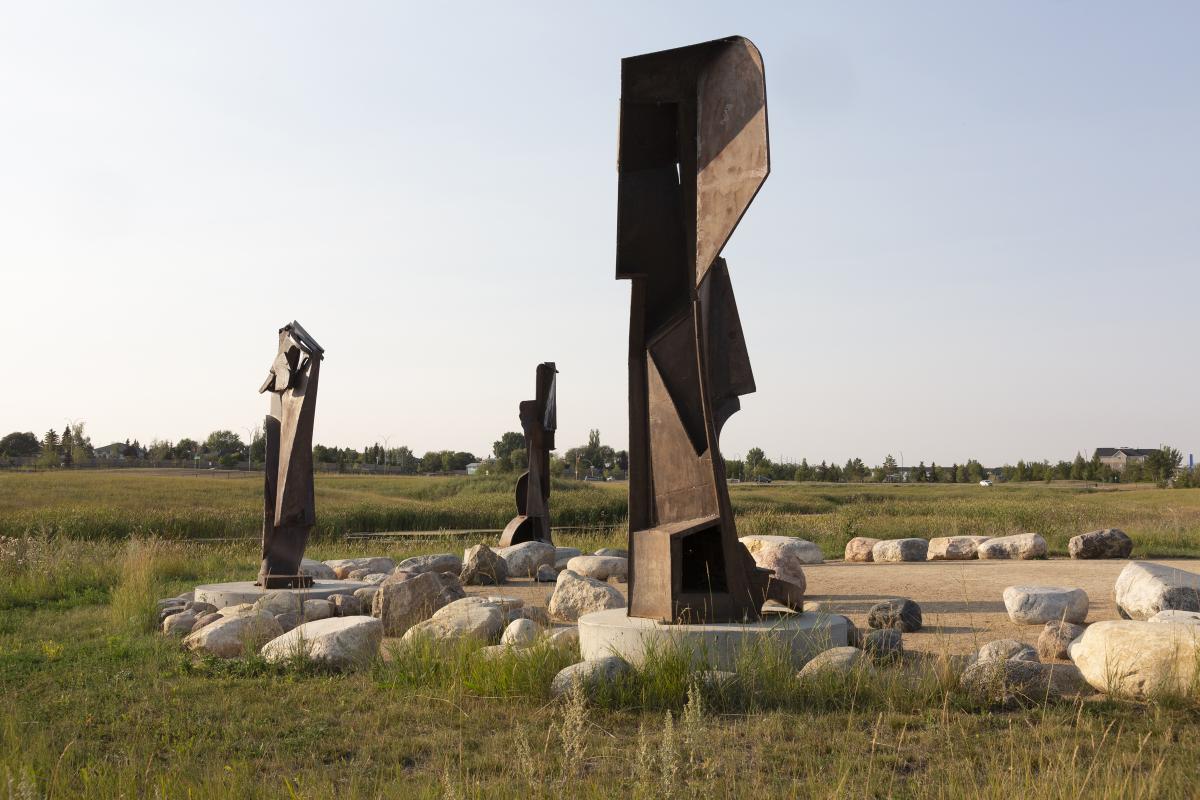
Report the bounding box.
[498,362,557,547]
[617,36,792,623]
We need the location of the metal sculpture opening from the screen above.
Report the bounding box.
[257,321,323,589]
[498,362,557,547]
[617,36,798,623]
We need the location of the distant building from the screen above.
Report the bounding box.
[465,462,482,476]
[1094,447,1158,473]
[94,443,126,460]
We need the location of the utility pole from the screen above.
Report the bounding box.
[379,433,392,475]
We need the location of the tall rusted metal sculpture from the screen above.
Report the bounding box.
[257,321,323,589]
[618,36,795,623]
[499,362,557,547]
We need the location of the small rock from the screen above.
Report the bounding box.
[498,541,557,578]
[190,612,222,633]
[353,587,379,608]
[976,639,1039,663]
[1003,585,1088,625]
[797,646,869,680]
[261,616,383,671]
[254,590,302,617]
[460,544,508,585]
[347,568,372,580]
[303,599,334,621]
[1037,621,1087,661]
[554,547,583,569]
[977,533,1047,560]
[867,599,923,632]
[157,605,186,624]
[184,601,218,615]
[299,558,337,580]
[397,553,463,575]
[565,555,628,582]
[545,627,580,651]
[550,656,631,697]
[157,597,184,610]
[844,537,879,562]
[327,593,363,616]
[402,597,506,643]
[1068,620,1200,697]
[361,573,390,585]
[1068,528,1133,560]
[1114,561,1200,620]
[548,569,626,622]
[325,557,395,580]
[535,564,558,582]
[500,618,540,647]
[960,659,1091,707]
[162,610,199,636]
[594,548,628,558]
[183,610,283,658]
[862,629,902,663]
[927,536,990,561]
[871,539,929,563]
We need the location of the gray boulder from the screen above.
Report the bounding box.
[862,629,903,663]
[190,612,222,633]
[325,557,395,579]
[1068,528,1132,559]
[184,600,218,615]
[867,598,922,632]
[303,599,334,621]
[554,547,583,569]
[372,571,450,637]
[1149,609,1200,624]
[1114,561,1200,620]
[535,563,558,583]
[977,533,1047,560]
[550,656,631,697]
[299,558,337,580]
[871,538,928,563]
[327,593,363,616]
[1002,585,1089,624]
[797,646,869,680]
[254,590,302,617]
[401,597,506,643]
[498,541,557,578]
[960,659,1091,706]
[459,544,508,585]
[976,639,1038,663]
[545,627,580,651]
[274,612,302,632]
[353,586,379,607]
[547,569,625,622]
[396,553,462,575]
[183,609,283,658]
[1037,621,1087,661]
[162,610,199,636]
[261,616,383,671]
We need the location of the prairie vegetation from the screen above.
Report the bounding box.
[2,474,1199,796]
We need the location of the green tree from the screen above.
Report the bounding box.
[745,447,765,476]
[1145,446,1183,483]
[928,462,940,482]
[204,430,243,457]
[0,431,41,457]
[174,438,199,460]
[509,447,528,470]
[794,458,814,482]
[881,454,898,473]
[1070,453,1085,480]
[493,432,525,463]
[60,427,73,466]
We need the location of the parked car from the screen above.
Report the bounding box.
[979,479,992,487]
[754,476,773,484]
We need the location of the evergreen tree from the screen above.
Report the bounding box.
[915,461,926,482]
[1070,452,1086,480]
[928,462,939,482]
[43,428,59,453]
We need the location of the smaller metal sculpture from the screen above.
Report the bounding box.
[257,321,323,589]
[498,362,557,547]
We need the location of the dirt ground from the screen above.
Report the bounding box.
[462,558,1200,658]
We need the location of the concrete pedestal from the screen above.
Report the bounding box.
[194,579,368,609]
[578,608,848,670]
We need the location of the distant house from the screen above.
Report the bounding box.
[1094,447,1158,473]
[94,443,126,460]
[465,462,482,476]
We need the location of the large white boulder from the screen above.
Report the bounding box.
[500,618,540,647]
[1002,586,1089,625]
[565,555,628,582]
[548,569,625,622]
[324,557,395,579]
[550,656,631,697]
[1149,610,1200,625]
[183,608,283,658]
[977,533,1047,560]
[401,597,506,643]
[261,616,383,670]
[254,590,302,617]
[927,536,990,561]
[871,538,929,563]
[496,541,557,578]
[371,571,453,636]
[796,646,869,680]
[1113,561,1200,620]
[1068,620,1200,697]
[740,536,820,593]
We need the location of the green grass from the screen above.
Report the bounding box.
[3,474,1200,796]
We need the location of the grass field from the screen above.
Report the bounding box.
[2,472,1199,797]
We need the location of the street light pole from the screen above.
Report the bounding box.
[379,433,392,475]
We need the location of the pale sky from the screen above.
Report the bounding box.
[2,2,1197,466]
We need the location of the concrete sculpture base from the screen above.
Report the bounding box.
[194,579,368,609]
[578,608,848,671]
